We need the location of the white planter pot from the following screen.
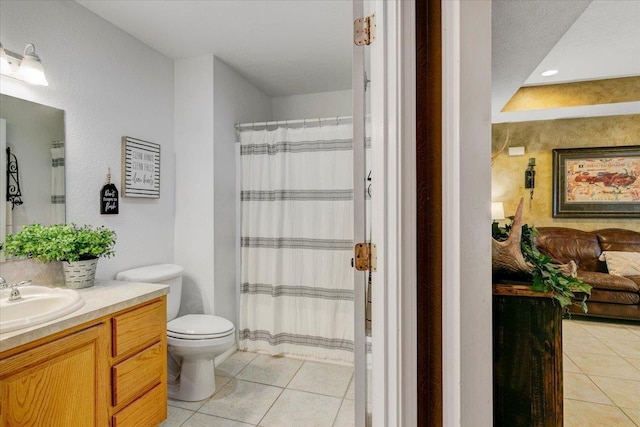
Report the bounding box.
[62,259,98,289]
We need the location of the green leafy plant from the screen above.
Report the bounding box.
[4,224,116,263]
[493,220,592,312]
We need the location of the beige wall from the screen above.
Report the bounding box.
[492,114,640,232]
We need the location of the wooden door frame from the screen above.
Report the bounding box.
[416,1,443,425]
[369,1,492,425]
[370,1,418,425]
[372,1,441,424]
[415,1,493,426]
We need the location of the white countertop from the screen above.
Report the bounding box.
[0,280,169,353]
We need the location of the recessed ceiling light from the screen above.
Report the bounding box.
[541,69,558,77]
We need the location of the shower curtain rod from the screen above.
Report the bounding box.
[235,115,354,131]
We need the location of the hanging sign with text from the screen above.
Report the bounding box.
[121,136,161,198]
[100,183,119,214]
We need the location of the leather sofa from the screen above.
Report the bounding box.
[534,227,640,320]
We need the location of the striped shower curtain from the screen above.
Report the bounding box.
[238,123,354,363]
[50,142,65,224]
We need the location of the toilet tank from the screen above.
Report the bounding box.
[115,264,184,321]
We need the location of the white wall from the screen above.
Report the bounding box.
[272,89,352,121]
[459,1,493,423]
[174,55,215,316]
[174,56,271,318]
[213,57,272,323]
[0,0,175,279]
[442,1,493,426]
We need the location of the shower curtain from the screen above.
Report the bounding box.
[238,122,355,362]
[50,142,65,224]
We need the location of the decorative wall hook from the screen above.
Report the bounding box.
[6,147,23,209]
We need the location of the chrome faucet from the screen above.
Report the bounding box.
[0,279,32,302]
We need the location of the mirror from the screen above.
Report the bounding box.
[0,94,65,248]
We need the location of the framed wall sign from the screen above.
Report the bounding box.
[552,145,640,218]
[121,136,160,198]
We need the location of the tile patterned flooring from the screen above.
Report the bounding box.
[563,317,640,427]
[161,317,640,427]
[161,352,354,427]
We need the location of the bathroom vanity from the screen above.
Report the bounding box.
[0,280,169,427]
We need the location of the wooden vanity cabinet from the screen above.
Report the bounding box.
[0,324,110,426]
[0,296,167,427]
[110,299,167,427]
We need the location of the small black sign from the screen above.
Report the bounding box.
[100,183,119,214]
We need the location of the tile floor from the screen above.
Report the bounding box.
[160,317,640,427]
[563,317,640,427]
[160,352,354,427]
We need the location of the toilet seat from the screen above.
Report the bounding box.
[167,314,235,340]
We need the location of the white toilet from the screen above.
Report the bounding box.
[116,264,235,401]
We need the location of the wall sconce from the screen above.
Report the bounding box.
[524,158,536,204]
[0,42,49,86]
[491,202,505,235]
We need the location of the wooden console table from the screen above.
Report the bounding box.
[493,283,563,427]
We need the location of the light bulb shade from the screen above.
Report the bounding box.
[0,44,11,74]
[17,44,48,86]
[491,202,505,221]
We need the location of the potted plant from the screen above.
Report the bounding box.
[4,223,116,289]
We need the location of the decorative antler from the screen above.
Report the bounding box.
[491,129,510,165]
[492,198,577,277]
[492,198,533,273]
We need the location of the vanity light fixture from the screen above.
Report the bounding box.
[540,69,558,77]
[0,42,48,86]
[0,44,11,75]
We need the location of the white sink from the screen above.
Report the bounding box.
[0,285,85,333]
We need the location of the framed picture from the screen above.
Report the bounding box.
[553,145,640,218]
[121,136,161,198]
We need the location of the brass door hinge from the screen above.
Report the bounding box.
[354,13,376,46]
[354,243,377,271]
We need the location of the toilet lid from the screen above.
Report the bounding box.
[167,314,235,340]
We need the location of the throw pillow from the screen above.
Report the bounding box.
[598,251,640,276]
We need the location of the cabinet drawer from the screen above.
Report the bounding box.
[112,300,165,358]
[112,341,164,407]
[112,382,166,427]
